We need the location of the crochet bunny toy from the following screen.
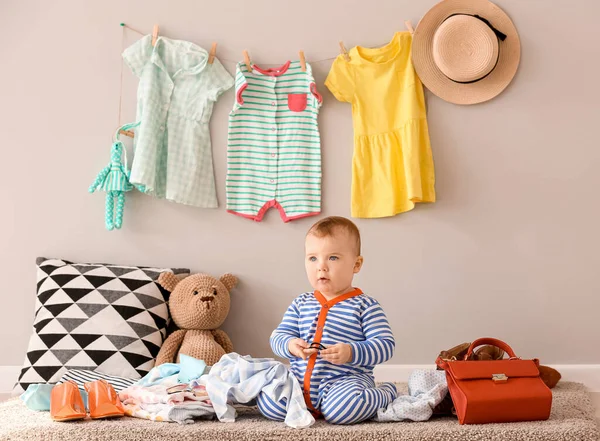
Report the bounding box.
[89,123,139,230]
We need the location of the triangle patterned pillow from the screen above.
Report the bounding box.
[14,257,189,394]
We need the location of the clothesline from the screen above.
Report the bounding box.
[115,21,415,135]
[120,23,409,65]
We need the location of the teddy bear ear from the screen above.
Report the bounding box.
[157,272,181,292]
[219,273,238,291]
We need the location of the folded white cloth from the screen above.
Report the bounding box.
[119,382,214,424]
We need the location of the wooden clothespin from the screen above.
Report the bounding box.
[405,20,414,34]
[151,24,159,46]
[119,129,135,138]
[243,50,252,73]
[299,51,306,72]
[339,41,350,62]
[208,42,217,64]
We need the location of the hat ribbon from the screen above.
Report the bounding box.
[446,13,507,41]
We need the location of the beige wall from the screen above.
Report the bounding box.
[1,0,599,367]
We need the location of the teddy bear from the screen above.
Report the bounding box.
[154,272,238,366]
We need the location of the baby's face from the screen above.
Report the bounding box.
[305,228,362,297]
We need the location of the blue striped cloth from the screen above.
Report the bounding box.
[270,291,395,408]
[58,369,136,393]
[197,353,314,429]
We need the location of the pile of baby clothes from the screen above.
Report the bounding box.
[118,355,214,424]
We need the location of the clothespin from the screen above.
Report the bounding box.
[339,41,350,62]
[152,24,159,46]
[119,129,135,138]
[208,42,217,64]
[405,20,414,34]
[299,50,306,72]
[243,50,252,73]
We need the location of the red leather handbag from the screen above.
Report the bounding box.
[436,338,552,425]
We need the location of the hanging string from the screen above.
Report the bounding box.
[218,55,340,65]
[117,23,127,127]
[120,23,362,65]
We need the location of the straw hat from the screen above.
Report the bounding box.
[412,0,520,105]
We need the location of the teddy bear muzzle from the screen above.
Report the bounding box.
[200,295,215,309]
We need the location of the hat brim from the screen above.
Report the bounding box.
[412,0,521,105]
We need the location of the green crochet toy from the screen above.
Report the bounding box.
[89,122,139,230]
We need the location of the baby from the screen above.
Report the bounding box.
[261,216,397,424]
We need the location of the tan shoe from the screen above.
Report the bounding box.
[84,379,124,419]
[474,345,505,361]
[50,382,86,422]
[538,365,561,389]
[438,342,471,364]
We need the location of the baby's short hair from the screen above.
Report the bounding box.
[307,216,361,256]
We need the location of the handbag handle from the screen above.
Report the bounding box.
[465,338,518,360]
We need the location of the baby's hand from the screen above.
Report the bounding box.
[320,343,353,365]
[288,338,312,359]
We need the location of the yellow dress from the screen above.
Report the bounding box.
[325,32,435,218]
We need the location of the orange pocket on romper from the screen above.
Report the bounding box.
[288,94,307,112]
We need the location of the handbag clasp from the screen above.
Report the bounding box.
[492,373,508,383]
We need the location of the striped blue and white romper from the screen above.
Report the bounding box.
[264,288,397,425]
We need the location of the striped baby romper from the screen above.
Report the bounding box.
[226,60,323,222]
[264,289,398,424]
